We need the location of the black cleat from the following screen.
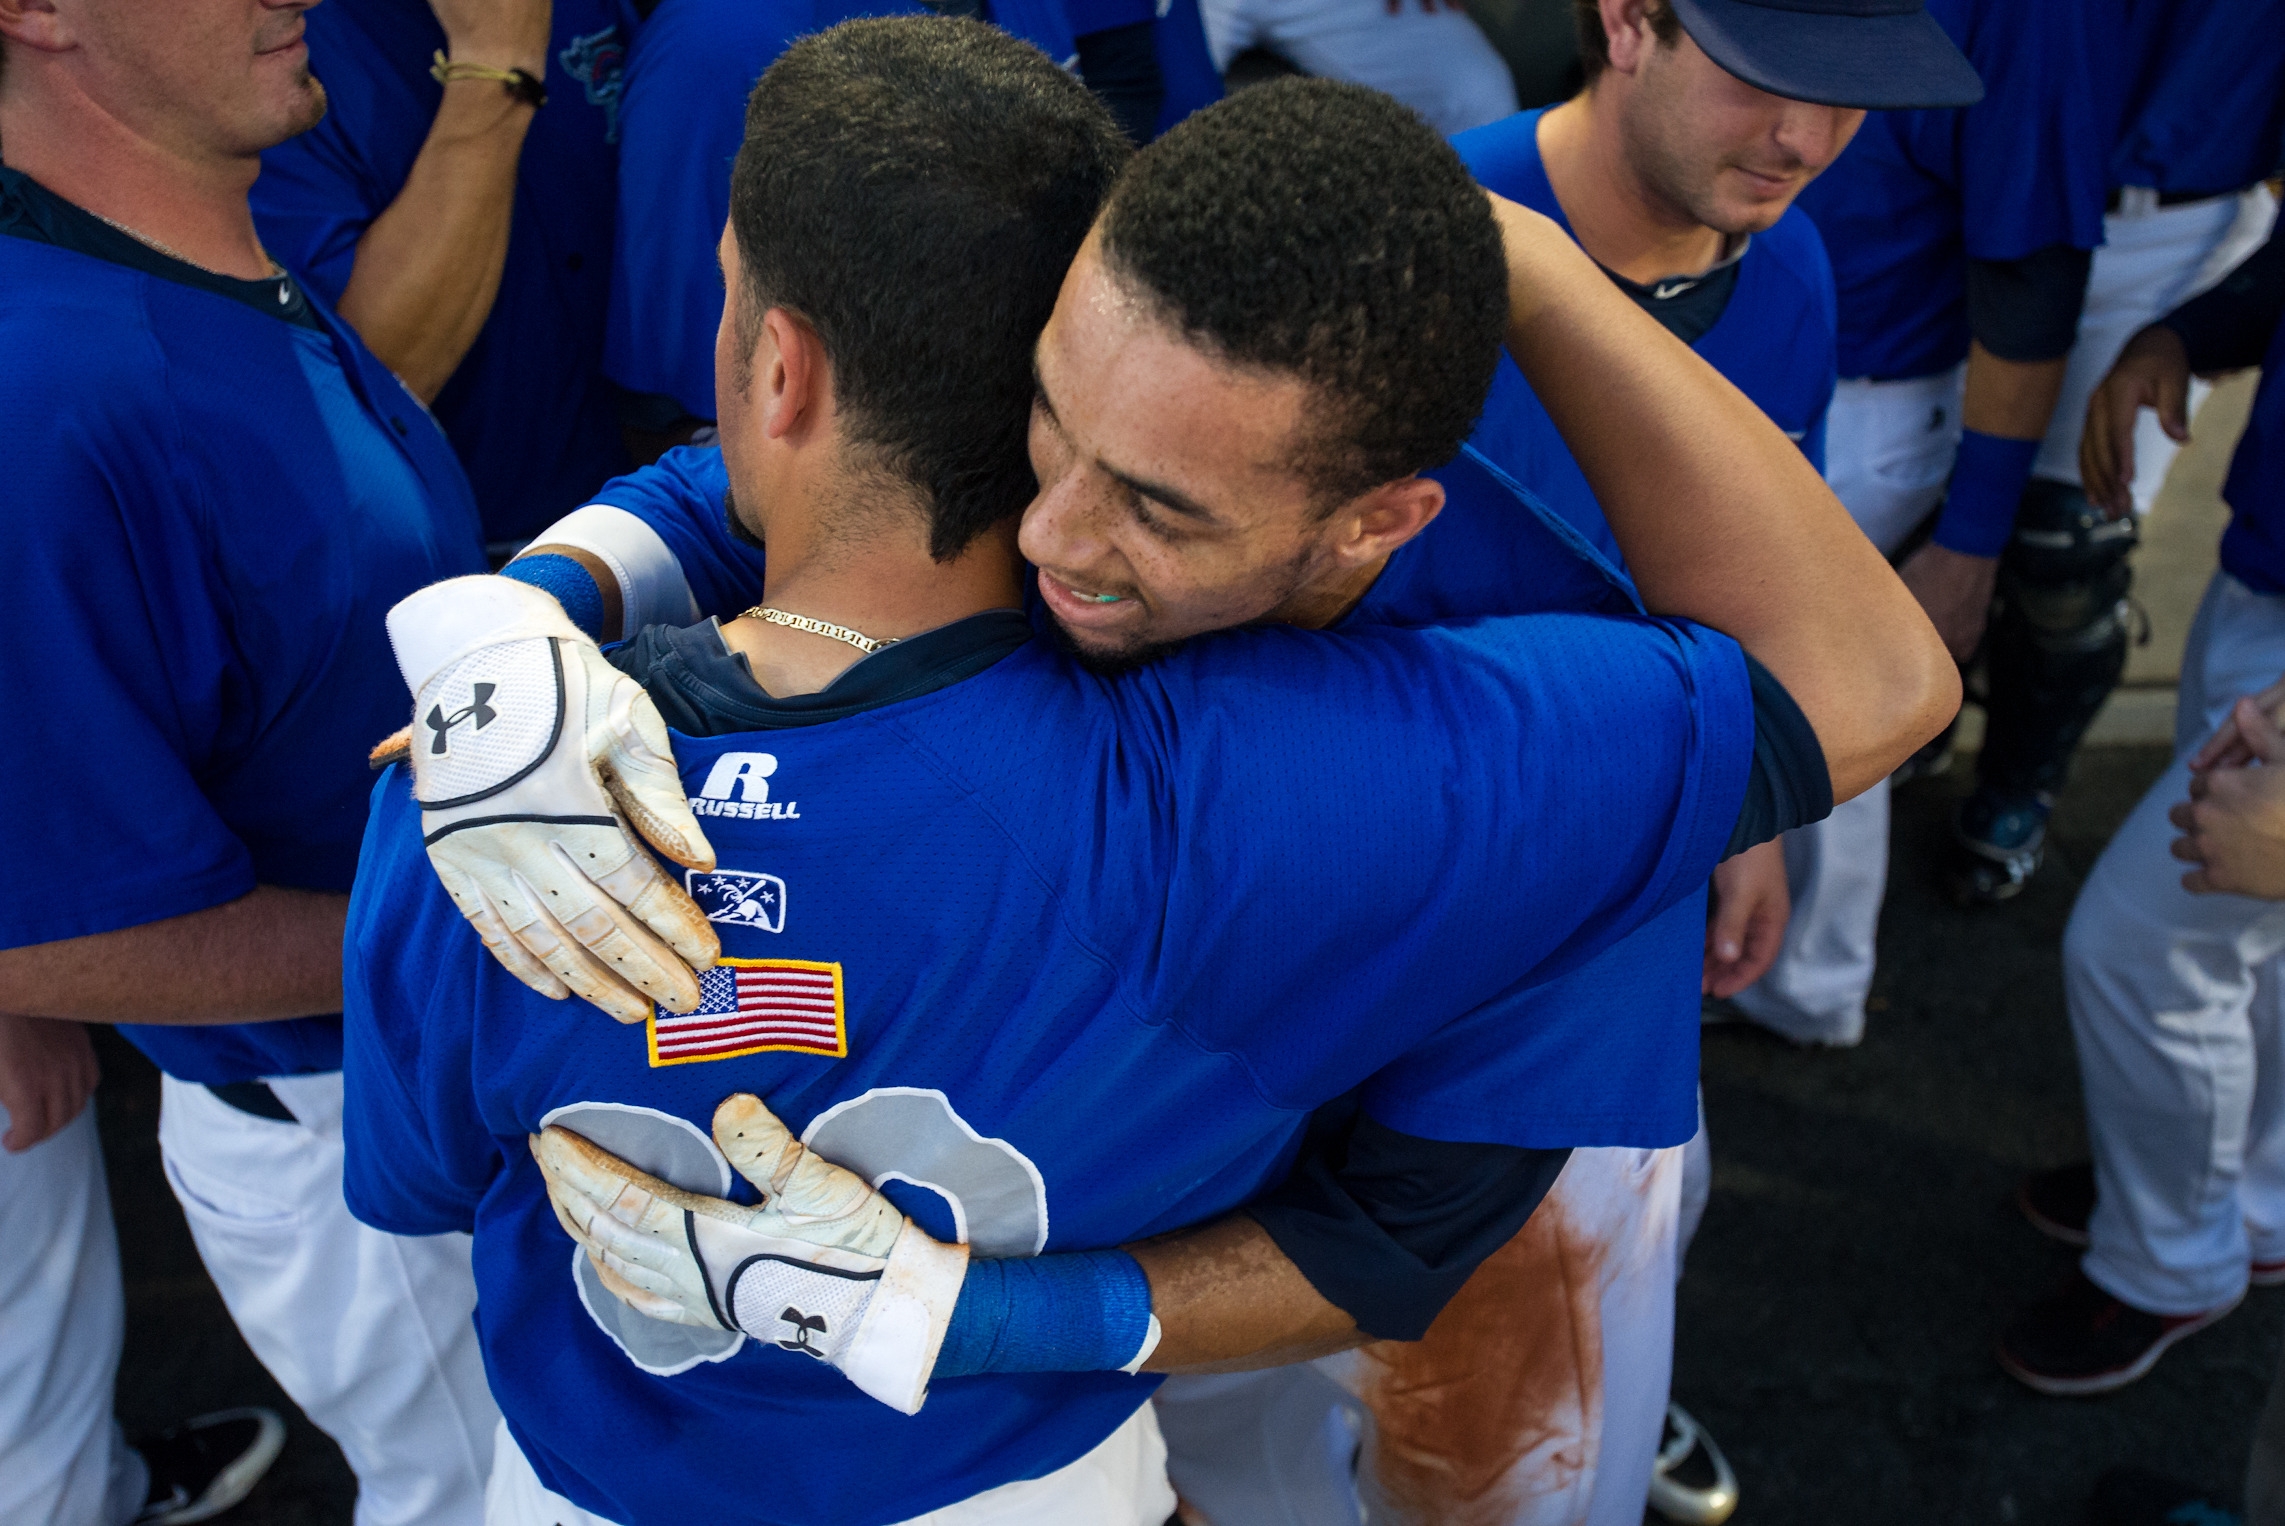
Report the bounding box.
[1646,1402,1738,1524]
[1947,788,2052,906]
[133,1408,286,1524]
[1997,1272,2237,1396]
[2020,1160,2095,1247]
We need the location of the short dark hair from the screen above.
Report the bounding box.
[729,18,1130,559]
[1096,79,1508,510]
[1574,0,1684,85]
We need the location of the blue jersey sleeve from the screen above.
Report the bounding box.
[586,447,770,620]
[341,774,506,1235]
[919,611,1755,1126]
[0,320,257,947]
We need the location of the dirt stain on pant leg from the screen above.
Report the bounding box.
[1352,1195,1608,1526]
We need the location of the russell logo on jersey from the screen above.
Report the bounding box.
[689,751,800,820]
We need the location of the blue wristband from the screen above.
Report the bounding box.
[501,553,607,639]
[933,1250,1154,1378]
[1930,430,2042,559]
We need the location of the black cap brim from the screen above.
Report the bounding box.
[1667,0,1984,111]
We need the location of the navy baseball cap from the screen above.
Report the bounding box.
[1666,0,1984,111]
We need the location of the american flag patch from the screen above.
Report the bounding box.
[647,958,846,1067]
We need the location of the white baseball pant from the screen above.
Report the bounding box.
[1157,1140,1687,1526]
[1198,0,1517,136]
[2066,571,2285,1316]
[2035,185,2278,511]
[1732,366,1967,1047]
[0,1102,148,1526]
[483,1404,1177,1525]
[157,1072,498,1526]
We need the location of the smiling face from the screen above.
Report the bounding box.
[1019,237,1379,670]
[1618,25,1862,237]
[47,0,327,159]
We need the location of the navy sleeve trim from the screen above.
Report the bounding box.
[1965,245,2094,364]
[2161,224,2285,376]
[1245,1102,1571,1341]
[1726,651,1832,858]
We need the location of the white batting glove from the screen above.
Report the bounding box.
[385,577,720,1023]
[533,1093,970,1414]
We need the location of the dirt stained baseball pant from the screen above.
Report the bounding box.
[1156,1134,1702,1525]
[157,1071,498,1526]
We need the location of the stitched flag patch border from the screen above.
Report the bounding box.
[647,958,847,1067]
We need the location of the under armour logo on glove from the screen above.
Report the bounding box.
[425,682,499,754]
[778,1308,830,1356]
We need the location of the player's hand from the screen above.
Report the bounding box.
[1898,542,1998,662]
[2171,697,2285,899]
[0,1013,99,1152]
[429,0,553,77]
[1704,839,1789,998]
[2190,673,2285,772]
[386,576,719,1025]
[532,1094,970,1414]
[2081,324,2191,519]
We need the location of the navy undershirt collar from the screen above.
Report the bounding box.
[610,610,1034,738]
[0,165,321,330]
[1601,234,1749,348]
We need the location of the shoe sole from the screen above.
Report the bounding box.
[1996,1294,2242,1397]
[2016,1182,2091,1248]
[2254,1261,2285,1288]
[1646,1404,1739,1525]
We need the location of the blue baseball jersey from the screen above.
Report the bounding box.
[1795,0,2124,382]
[1452,107,1836,560]
[0,166,485,1085]
[605,0,930,424]
[2112,0,2285,197]
[582,441,1711,1146]
[344,589,1752,1525]
[252,0,638,543]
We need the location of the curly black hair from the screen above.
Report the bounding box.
[730,18,1131,559]
[1096,78,1509,510]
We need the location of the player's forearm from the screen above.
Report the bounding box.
[0,886,348,1024]
[1962,344,2068,441]
[1126,1214,1366,1372]
[335,82,536,403]
[1488,194,1958,799]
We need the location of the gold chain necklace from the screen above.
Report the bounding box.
[88,210,291,302]
[741,605,899,656]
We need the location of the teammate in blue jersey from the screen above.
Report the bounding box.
[1953,0,2285,921]
[251,0,639,548]
[607,0,1220,441]
[346,28,1949,1525]
[1991,218,2285,1396]
[1767,0,2119,1049]
[0,1,500,1522]
[1308,4,1975,1517]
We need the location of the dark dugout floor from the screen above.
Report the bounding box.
[99,744,2278,1526]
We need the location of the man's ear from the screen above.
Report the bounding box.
[1599,0,1663,76]
[1329,477,1445,569]
[0,0,72,57]
[757,306,831,443]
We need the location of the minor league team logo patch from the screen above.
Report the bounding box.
[649,958,846,1067]
[686,869,786,933]
[558,26,626,142]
